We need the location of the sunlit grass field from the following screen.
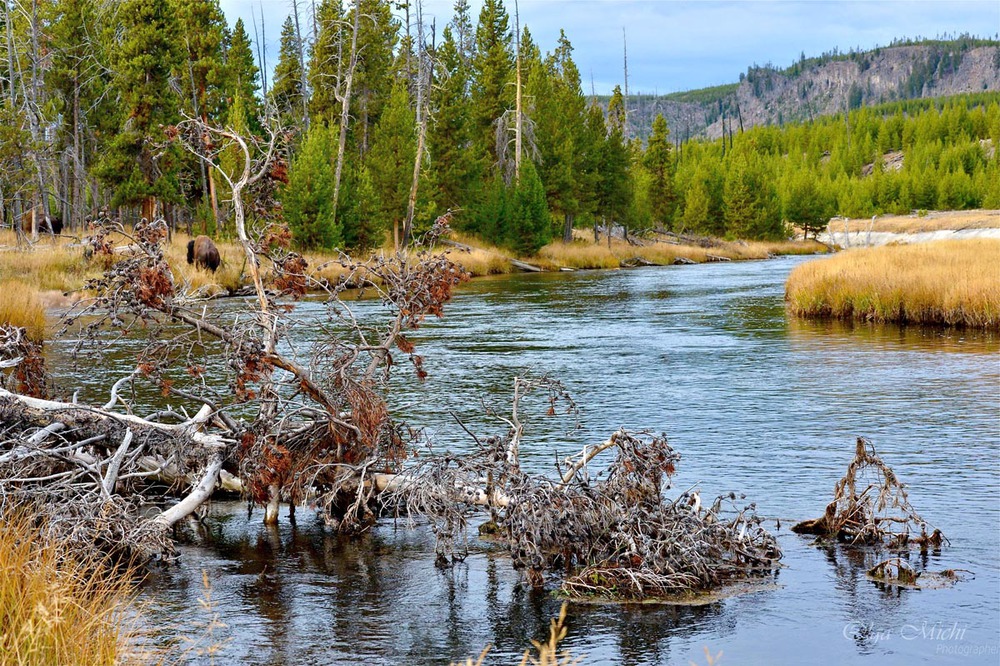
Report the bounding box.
[0,226,826,302]
[785,238,1000,328]
[0,513,142,666]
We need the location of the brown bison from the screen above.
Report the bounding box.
[21,214,62,235]
[187,235,221,272]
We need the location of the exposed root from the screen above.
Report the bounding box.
[793,437,945,550]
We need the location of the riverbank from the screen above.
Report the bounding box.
[819,209,1000,248]
[785,238,1000,328]
[0,513,141,665]
[0,228,827,301]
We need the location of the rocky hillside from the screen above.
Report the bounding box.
[614,38,1000,141]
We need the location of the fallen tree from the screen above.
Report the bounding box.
[0,115,781,599]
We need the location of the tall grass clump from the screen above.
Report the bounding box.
[786,239,1000,328]
[0,281,45,341]
[0,513,142,666]
[0,245,98,292]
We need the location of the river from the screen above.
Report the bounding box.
[50,255,1000,665]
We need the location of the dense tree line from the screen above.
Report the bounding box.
[1,0,997,252]
[674,93,1000,239]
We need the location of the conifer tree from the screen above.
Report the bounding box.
[174,0,227,227]
[723,149,782,239]
[427,23,477,218]
[596,86,630,239]
[470,0,513,165]
[507,159,551,254]
[367,78,416,249]
[644,113,676,229]
[47,0,105,229]
[535,31,587,243]
[351,0,398,155]
[580,101,608,240]
[340,163,383,250]
[308,0,344,124]
[283,122,341,249]
[270,17,305,123]
[681,174,712,234]
[97,0,183,217]
[226,19,261,122]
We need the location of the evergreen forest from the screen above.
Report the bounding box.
[1,0,997,254]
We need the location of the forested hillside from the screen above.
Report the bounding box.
[610,37,1000,142]
[0,0,997,254]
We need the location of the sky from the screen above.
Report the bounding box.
[218,0,1000,95]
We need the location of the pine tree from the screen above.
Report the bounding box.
[367,78,415,249]
[97,0,183,216]
[226,18,261,123]
[173,0,227,122]
[783,169,829,239]
[529,31,585,243]
[270,17,304,123]
[507,159,550,254]
[644,114,675,229]
[339,160,383,250]
[427,23,477,220]
[470,0,513,165]
[282,122,341,249]
[351,0,398,156]
[681,175,712,234]
[47,0,105,229]
[597,86,630,237]
[308,0,344,124]
[579,101,608,239]
[723,149,782,240]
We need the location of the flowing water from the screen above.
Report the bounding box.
[50,256,1000,665]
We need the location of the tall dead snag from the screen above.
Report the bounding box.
[793,437,945,550]
[401,0,429,248]
[385,377,782,600]
[330,0,361,231]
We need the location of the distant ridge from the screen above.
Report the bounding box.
[600,37,1000,141]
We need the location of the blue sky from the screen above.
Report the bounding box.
[219,0,1000,94]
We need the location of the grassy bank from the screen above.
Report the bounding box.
[786,239,1000,328]
[826,209,1000,235]
[0,513,141,666]
[536,236,825,270]
[0,228,826,301]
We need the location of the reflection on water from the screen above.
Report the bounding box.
[45,256,1000,665]
[788,316,999,354]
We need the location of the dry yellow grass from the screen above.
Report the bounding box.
[537,237,827,270]
[0,240,99,292]
[0,513,143,666]
[0,280,46,341]
[829,209,1000,234]
[786,239,1000,328]
[1,223,827,305]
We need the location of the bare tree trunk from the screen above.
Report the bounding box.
[184,42,213,231]
[513,0,522,182]
[401,0,428,249]
[25,0,52,239]
[292,0,309,130]
[5,0,25,246]
[563,213,573,243]
[622,26,629,141]
[330,2,360,230]
[72,70,82,231]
